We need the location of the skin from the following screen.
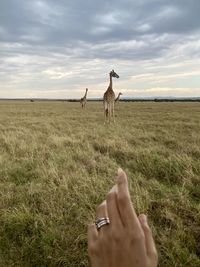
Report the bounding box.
[88,168,158,267]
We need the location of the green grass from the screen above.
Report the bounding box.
[0,101,200,267]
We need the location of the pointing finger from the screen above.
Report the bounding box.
[116,168,141,230]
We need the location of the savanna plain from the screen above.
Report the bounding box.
[0,101,200,267]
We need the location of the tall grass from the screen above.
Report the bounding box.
[0,101,200,267]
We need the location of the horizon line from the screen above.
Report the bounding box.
[0,96,200,101]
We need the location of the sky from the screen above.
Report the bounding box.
[0,0,200,99]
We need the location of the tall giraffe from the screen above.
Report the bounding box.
[103,70,119,123]
[80,88,88,108]
[115,92,122,103]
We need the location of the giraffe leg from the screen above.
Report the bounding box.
[110,102,113,121]
[104,102,108,124]
[104,102,106,124]
[112,102,115,123]
[108,103,111,123]
[104,109,107,123]
[110,102,113,122]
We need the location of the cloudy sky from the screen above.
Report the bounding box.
[1,0,200,98]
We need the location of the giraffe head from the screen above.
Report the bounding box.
[86,88,88,91]
[110,70,119,78]
[119,92,122,95]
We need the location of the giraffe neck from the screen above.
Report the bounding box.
[109,74,112,90]
[84,90,88,98]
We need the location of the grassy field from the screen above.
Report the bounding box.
[0,101,200,267]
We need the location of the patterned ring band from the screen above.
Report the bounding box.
[95,217,110,230]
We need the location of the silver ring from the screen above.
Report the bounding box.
[95,217,110,230]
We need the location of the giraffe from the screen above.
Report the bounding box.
[103,70,119,123]
[115,92,122,103]
[80,88,88,108]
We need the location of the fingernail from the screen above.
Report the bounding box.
[117,168,123,182]
[140,214,147,224]
[118,168,123,175]
[117,168,127,184]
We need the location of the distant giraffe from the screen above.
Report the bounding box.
[103,70,119,123]
[80,88,88,108]
[115,92,122,103]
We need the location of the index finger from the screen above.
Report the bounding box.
[116,168,141,230]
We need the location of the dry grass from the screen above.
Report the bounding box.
[0,101,200,267]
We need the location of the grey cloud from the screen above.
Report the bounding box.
[0,0,200,98]
[149,1,200,35]
[1,0,200,45]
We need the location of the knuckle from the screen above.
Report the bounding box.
[106,191,116,203]
[118,192,129,207]
[151,249,158,262]
[103,228,122,243]
[96,202,106,214]
[99,233,108,244]
[88,243,99,256]
[130,230,145,242]
[112,232,121,243]
[138,231,145,241]
[143,224,151,234]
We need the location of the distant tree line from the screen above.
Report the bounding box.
[0,98,199,103]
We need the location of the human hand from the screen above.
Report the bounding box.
[88,168,158,267]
